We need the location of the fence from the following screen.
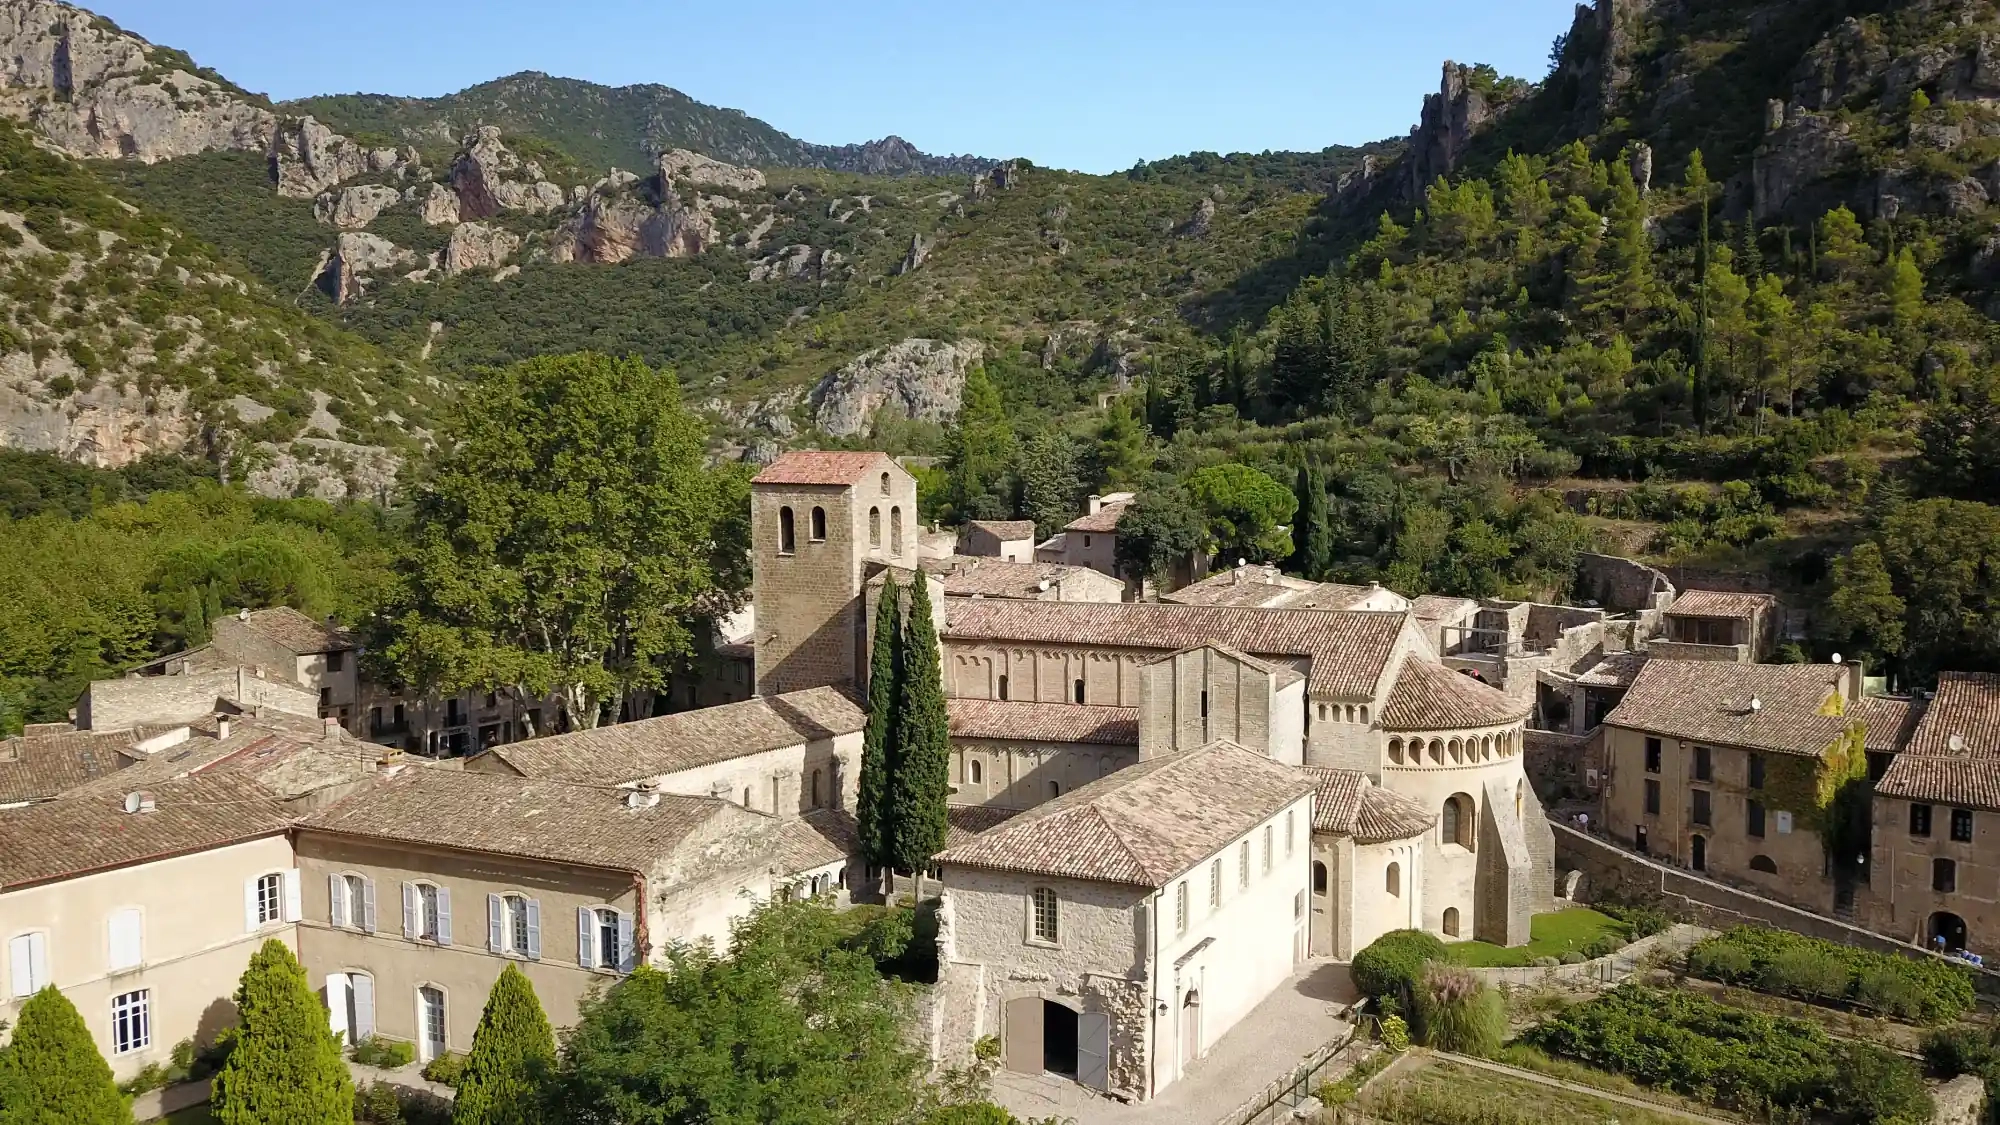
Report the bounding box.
[1212,1027,1364,1125]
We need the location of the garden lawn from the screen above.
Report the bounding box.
[1360,1057,1695,1125]
[1445,908,1628,967]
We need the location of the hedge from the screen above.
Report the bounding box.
[1352,930,1447,1006]
[1686,926,1975,1023]
[1525,985,1931,1124]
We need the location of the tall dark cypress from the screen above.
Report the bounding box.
[1301,464,1334,581]
[857,573,902,872]
[887,583,950,890]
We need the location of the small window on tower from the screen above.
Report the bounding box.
[810,507,827,542]
[779,507,796,554]
[881,471,892,496]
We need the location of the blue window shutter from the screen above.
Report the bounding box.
[435,886,453,946]
[577,907,595,969]
[487,894,504,953]
[525,899,542,961]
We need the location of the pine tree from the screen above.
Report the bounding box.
[451,965,555,1125]
[943,365,1016,521]
[0,986,130,1125]
[887,584,950,896]
[857,573,902,874]
[212,940,353,1125]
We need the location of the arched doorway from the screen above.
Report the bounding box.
[1180,990,1202,1067]
[1690,834,1707,872]
[1930,911,1969,953]
[1042,1000,1078,1076]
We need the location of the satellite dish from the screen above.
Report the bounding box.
[1750,697,1762,712]
[1951,734,1968,753]
[1831,652,1842,666]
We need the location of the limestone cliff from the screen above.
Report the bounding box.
[807,339,984,438]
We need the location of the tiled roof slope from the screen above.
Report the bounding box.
[1064,502,1132,534]
[934,740,1311,887]
[968,520,1037,540]
[238,606,353,653]
[60,712,386,803]
[1876,673,2000,809]
[774,808,859,875]
[942,599,1408,700]
[1854,695,1925,754]
[1409,595,1478,622]
[752,451,892,486]
[1166,566,1389,612]
[1379,658,1531,731]
[0,729,140,803]
[1303,768,1437,842]
[1666,590,1775,619]
[478,686,866,785]
[946,804,1019,847]
[924,558,1106,599]
[1605,660,1850,756]
[303,768,745,873]
[0,774,293,890]
[948,699,1139,746]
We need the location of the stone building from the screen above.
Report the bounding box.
[1304,768,1437,959]
[934,739,1313,1101]
[1164,564,1409,613]
[1654,590,1779,662]
[1599,660,1864,911]
[960,520,1038,562]
[923,556,1126,604]
[947,699,1140,811]
[1035,493,1135,579]
[1866,673,2000,957]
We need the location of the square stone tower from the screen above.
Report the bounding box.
[751,451,918,696]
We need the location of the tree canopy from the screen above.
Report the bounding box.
[0,987,130,1125]
[212,940,353,1125]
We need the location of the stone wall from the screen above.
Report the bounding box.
[951,737,1136,810]
[1576,553,1675,615]
[79,668,318,730]
[1934,1074,1988,1125]
[1523,728,1600,806]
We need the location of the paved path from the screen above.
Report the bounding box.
[1426,1051,1743,1125]
[990,961,1356,1125]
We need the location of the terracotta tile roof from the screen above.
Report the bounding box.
[775,808,859,875]
[1604,660,1850,757]
[303,768,750,873]
[237,606,353,653]
[1875,674,2000,808]
[0,774,294,890]
[968,520,1037,540]
[60,712,387,804]
[946,804,1019,846]
[1575,651,1649,689]
[478,687,866,785]
[1166,566,1321,609]
[1379,658,1531,731]
[1410,595,1479,623]
[1854,696,1926,754]
[942,599,1408,700]
[1064,501,1132,534]
[0,729,141,803]
[948,699,1139,746]
[1306,768,1363,833]
[751,451,892,486]
[1308,769,1439,843]
[1666,590,1776,620]
[925,558,1112,600]
[934,740,1311,887]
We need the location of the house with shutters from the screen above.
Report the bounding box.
[292,767,787,1061]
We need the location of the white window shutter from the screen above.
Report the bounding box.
[402,882,418,941]
[362,878,378,934]
[487,894,504,953]
[107,909,142,971]
[577,907,595,969]
[9,934,33,997]
[325,972,350,1042]
[617,912,635,973]
[283,869,303,923]
[28,933,45,994]
[243,877,259,933]
[435,885,452,946]
[525,899,542,961]
[328,874,347,928]
[352,973,375,1042]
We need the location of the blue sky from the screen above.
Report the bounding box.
[90,0,1581,173]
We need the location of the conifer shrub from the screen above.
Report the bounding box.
[450,965,554,1125]
[1351,929,1447,1007]
[211,939,354,1125]
[0,985,131,1124]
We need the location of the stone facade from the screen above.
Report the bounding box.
[1139,645,1303,765]
[951,738,1136,811]
[78,667,318,731]
[1864,795,2000,958]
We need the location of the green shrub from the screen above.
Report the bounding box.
[0,986,130,1124]
[351,1035,417,1069]
[1923,1026,1998,1077]
[1379,1014,1410,1053]
[1596,902,1672,939]
[1684,926,1975,1022]
[1352,929,1447,1004]
[1413,963,1506,1058]
[417,1050,465,1087]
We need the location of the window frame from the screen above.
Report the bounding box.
[1951,808,1975,843]
[417,882,442,943]
[8,930,49,998]
[1644,778,1662,816]
[1911,802,1934,838]
[254,872,283,927]
[1935,857,1958,894]
[1174,881,1188,937]
[1028,887,1059,946]
[1746,798,1766,839]
[111,988,151,1055]
[596,907,622,970]
[1693,745,1712,782]
[1644,737,1662,774]
[1690,788,1712,827]
[778,507,796,555]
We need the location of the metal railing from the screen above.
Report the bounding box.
[1213,1028,1363,1125]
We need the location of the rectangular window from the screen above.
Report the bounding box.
[255,873,282,925]
[1747,799,1766,839]
[1030,888,1058,944]
[1239,841,1250,889]
[1644,737,1662,774]
[111,989,150,1055]
[1936,858,1958,894]
[1691,789,1711,827]
[1262,825,1273,874]
[1693,745,1712,782]
[326,649,345,673]
[1952,808,1975,843]
[107,908,143,971]
[597,910,622,969]
[1210,859,1222,909]
[1748,753,1766,790]
[1644,779,1661,816]
[1286,810,1295,856]
[1175,882,1188,936]
[1911,803,1934,838]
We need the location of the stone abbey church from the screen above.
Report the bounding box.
[747,451,1554,1100]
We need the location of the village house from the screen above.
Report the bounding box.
[923,556,1126,604]
[1163,564,1409,614]
[960,520,1039,563]
[1654,590,1780,662]
[1034,493,1135,579]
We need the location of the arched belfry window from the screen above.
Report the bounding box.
[779,507,796,554]
[881,471,892,496]
[810,506,827,542]
[1441,793,1475,849]
[869,507,881,547]
[890,506,903,554]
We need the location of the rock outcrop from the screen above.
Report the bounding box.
[323,232,413,303]
[0,353,194,467]
[1177,196,1217,238]
[896,233,932,275]
[808,338,984,438]
[314,184,403,229]
[245,438,401,503]
[1405,62,1517,200]
[441,221,521,275]
[449,126,566,218]
[419,181,462,226]
[0,0,275,162]
[1752,105,1857,219]
[270,116,417,199]
[658,149,766,192]
[750,244,843,283]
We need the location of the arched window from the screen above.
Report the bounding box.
[997,674,1010,701]
[1386,862,1400,897]
[881,471,892,496]
[1441,794,1475,849]
[1074,678,1086,704]
[970,760,983,785]
[809,506,827,542]
[1749,855,1778,874]
[1448,738,1463,763]
[1359,706,1369,725]
[1515,780,1523,820]
[1313,862,1329,895]
[1387,738,1404,765]
[1442,907,1460,937]
[890,506,903,554]
[778,507,796,554]
[869,506,881,547]
[1429,739,1443,764]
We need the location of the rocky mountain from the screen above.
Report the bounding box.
[285,71,996,179]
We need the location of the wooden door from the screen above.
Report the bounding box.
[1003,996,1043,1074]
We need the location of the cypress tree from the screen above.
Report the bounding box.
[0,986,130,1125]
[857,573,903,874]
[887,583,951,895]
[1301,465,1335,581]
[452,965,555,1125]
[212,939,353,1125]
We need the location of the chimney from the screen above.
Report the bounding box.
[1087,495,1102,515]
[1844,659,1866,704]
[215,714,231,740]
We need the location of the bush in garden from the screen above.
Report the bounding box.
[1684,926,1974,1022]
[1686,940,1752,982]
[1762,946,1849,1002]
[1854,966,1924,1020]
[1351,929,1447,1005]
[1378,1014,1410,1052]
[0,986,130,1124]
[1413,963,1506,1058]
[351,1036,416,1069]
